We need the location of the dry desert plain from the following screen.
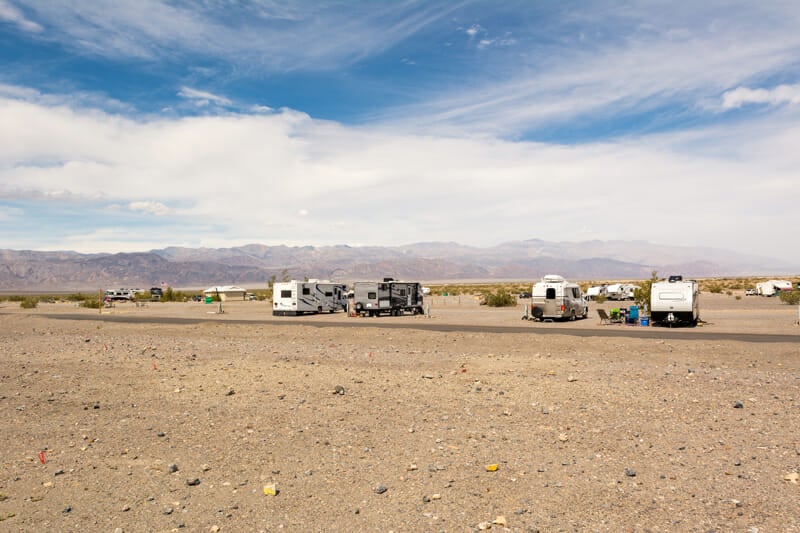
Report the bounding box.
[1,293,799,532]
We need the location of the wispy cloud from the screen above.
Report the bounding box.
[721,84,800,109]
[0,0,42,32]
[177,86,232,107]
[12,0,462,71]
[127,201,170,216]
[375,2,800,137]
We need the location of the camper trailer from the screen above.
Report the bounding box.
[606,283,639,301]
[528,275,588,321]
[650,277,699,327]
[352,278,424,317]
[756,280,793,296]
[272,280,348,316]
[585,285,607,300]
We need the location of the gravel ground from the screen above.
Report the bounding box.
[1,295,799,532]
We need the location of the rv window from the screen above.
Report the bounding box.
[368,292,377,299]
[399,289,406,296]
[546,288,556,299]
[302,287,310,295]
[659,291,684,300]
[325,291,332,297]
[379,284,388,290]
[280,290,292,298]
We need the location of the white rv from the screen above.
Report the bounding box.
[606,283,639,301]
[272,280,348,316]
[585,285,607,300]
[650,277,699,327]
[756,280,793,296]
[528,274,588,321]
[352,278,424,317]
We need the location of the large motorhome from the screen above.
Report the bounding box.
[272,280,348,316]
[650,277,699,327]
[352,278,424,317]
[529,274,588,321]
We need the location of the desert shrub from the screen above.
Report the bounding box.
[634,271,659,310]
[485,289,516,307]
[19,297,39,309]
[80,298,101,309]
[726,290,733,296]
[594,294,607,304]
[735,295,741,300]
[6,295,25,302]
[778,291,800,305]
[65,293,90,302]
[707,283,724,294]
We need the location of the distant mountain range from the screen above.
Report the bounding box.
[0,239,796,291]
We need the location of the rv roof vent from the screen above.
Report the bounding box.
[542,274,566,283]
[383,277,395,282]
[668,275,683,282]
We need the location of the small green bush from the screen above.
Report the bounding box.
[20,297,39,309]
[594,294,607,304]
[778,291,800,306]
[81,298,101,309]
[485,289,516,307]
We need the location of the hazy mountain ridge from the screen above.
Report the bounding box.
[0,240,795,291]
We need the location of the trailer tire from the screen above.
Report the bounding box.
[569,310,576,321]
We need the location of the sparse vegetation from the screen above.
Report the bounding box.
[484,289,517,307]
[778,290,800,306]
[19,297,39,309]
[80,298,101,309]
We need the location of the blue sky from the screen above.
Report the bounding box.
[1,0,799,263]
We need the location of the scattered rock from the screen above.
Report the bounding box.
[374,484,388,494]
[186,478,201,486]
[163,507,173,515]
[54,468,65,476]
[62,505,71,514]
[567,375,578,382]
[167,463,178,473]
[625,468,637,477]
[784,472,799,484]
[334,385,345,395]
[226,389,235,396]
[733,401,744,409]
[493,516,507,527]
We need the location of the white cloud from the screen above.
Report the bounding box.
[177,86,232,107]
[128,201,170,216]
[0,0,42,32]
[721,84,800,109]
[1,89,799,262]
[465,24,480,38]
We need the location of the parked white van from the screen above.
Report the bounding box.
[528,274,588,321]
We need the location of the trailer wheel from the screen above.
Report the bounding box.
[569,310,576,321]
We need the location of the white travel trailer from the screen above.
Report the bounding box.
[650,277,699,327]
[756,280,793,296]
[585,285,607,300]
[606,283,639,301]
[272,280,348,316]
[528,274,588,321]
[352,278,424,317]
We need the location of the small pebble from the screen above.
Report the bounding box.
[168,463,178,473]
[733,401,744,409]
[374,484,388,494]
[625,468,637,477]
[187,478,201,486]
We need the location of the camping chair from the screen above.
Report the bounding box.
[597,309,617,325]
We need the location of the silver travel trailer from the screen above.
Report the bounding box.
[650,277,699,327]
[272,280,348,316]
[528,274,588,321]
[352,278,424,317]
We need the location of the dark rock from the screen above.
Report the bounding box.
[374,484,388,494]
[186,478,201,486]
[733,401,744,409]
[625,468,637,477]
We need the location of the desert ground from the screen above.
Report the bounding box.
[1,293,799,532]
